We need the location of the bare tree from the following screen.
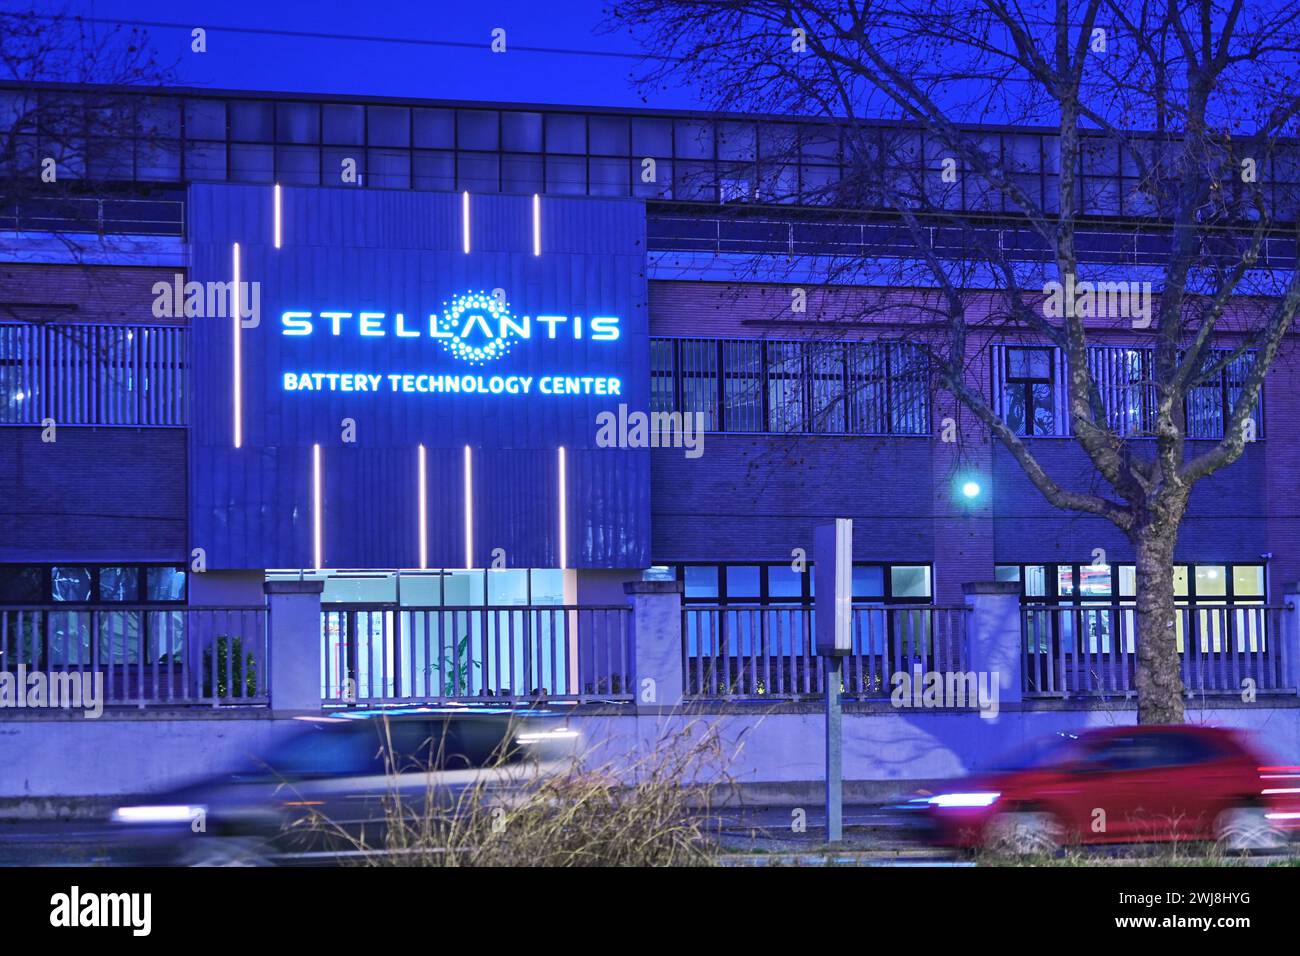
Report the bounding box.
[610,0,1300,722]
[0,9,174,237]
[0,8,173,422]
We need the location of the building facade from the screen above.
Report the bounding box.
[1,82,1297,709]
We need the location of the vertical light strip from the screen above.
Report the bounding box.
[273,183,282,248]
[463,445,473,569]
[417,444,428,570]
[532,193,541,256]
[557,446,568,569]
[232,242,242,448]
[461,190,471,254]
[312,443,323,569]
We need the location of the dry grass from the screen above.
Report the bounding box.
[292,717,735,867]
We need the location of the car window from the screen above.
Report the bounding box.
[380,717,520,772]
[1144,732,1223,767]
[1081,732,1222,772]
[250,716,529,779]
[986,734,1083,771]
[377,721,447,772]
[253,726,390,779]
[1079,735,1155,771]
[443,719,519,769]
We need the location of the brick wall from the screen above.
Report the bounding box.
[0,263,183,326]
[0,263,188,564]
[649,279,1300,603]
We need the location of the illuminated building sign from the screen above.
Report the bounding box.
[280,289,623,397]
[188,185,649,570]
[281,291,620,356]
[281,372,621,395]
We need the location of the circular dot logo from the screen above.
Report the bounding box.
[436,291,518,365]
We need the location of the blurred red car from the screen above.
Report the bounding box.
[921,726,1300,854]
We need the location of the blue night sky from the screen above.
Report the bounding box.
[31,0,697,109]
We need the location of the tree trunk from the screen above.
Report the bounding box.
[1132,525,1185,723]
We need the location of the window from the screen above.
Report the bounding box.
[1081,732,1220,772]
[276,146,320,185]
[588,116,629,156]
[589,156,630,196]
[322,105,364,145]
[185,141,226,180]
[457,110,498,151]
[413,151,454,191]
[11,88,1298,227]
[545,155,585,194]
[367,106,410,148]
[0,565,187,605]
[0,567,43,603]
[890,566,931,599]
[137,142,180,182]
[413,109,454,148]
[674,120,713,160]
[651,337,930,436]
[632,118,672,157]
[229,101,273,142]
[545,114,585,154]
[323,148,362,185]
[1000,346,1058,436]
[502,112,542,152]
[284,568,566,607]
[276,103,319,144]
[675,563,929,605]
[501,154,543,194]
[184,99,226,140]
[1003,560,1268,664]
[458,152,499,192]
[722,340,764,432]
[368,149,410,189]
[1091,347,1153,437]
[230,144,274,182]
[999,562,1266,605]
[766,341,804,432]
[1187,351,1259,439]
[99,567,140,602]
[677,339,720,431]
[0,323,187,426]
[993,344,1263,439]
[147,567,187,602]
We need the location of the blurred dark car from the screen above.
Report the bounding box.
[915,725,1300,854]
[108,708,583,865]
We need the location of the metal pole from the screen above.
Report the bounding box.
[825,654,843,843]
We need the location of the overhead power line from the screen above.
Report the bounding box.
[15,12,666,61]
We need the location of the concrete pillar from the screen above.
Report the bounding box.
[624,580,684,710]
[264,579,325,713]
[962,581,1023,705]
[1282,583,1300,695]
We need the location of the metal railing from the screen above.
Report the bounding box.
[648,213,1300,269]
[0,605,268,708]
[320,604,633,706]
[1021,603,1293,697]
[683,604,970,700]
[0,323,188,426]
[0,196,185,236]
